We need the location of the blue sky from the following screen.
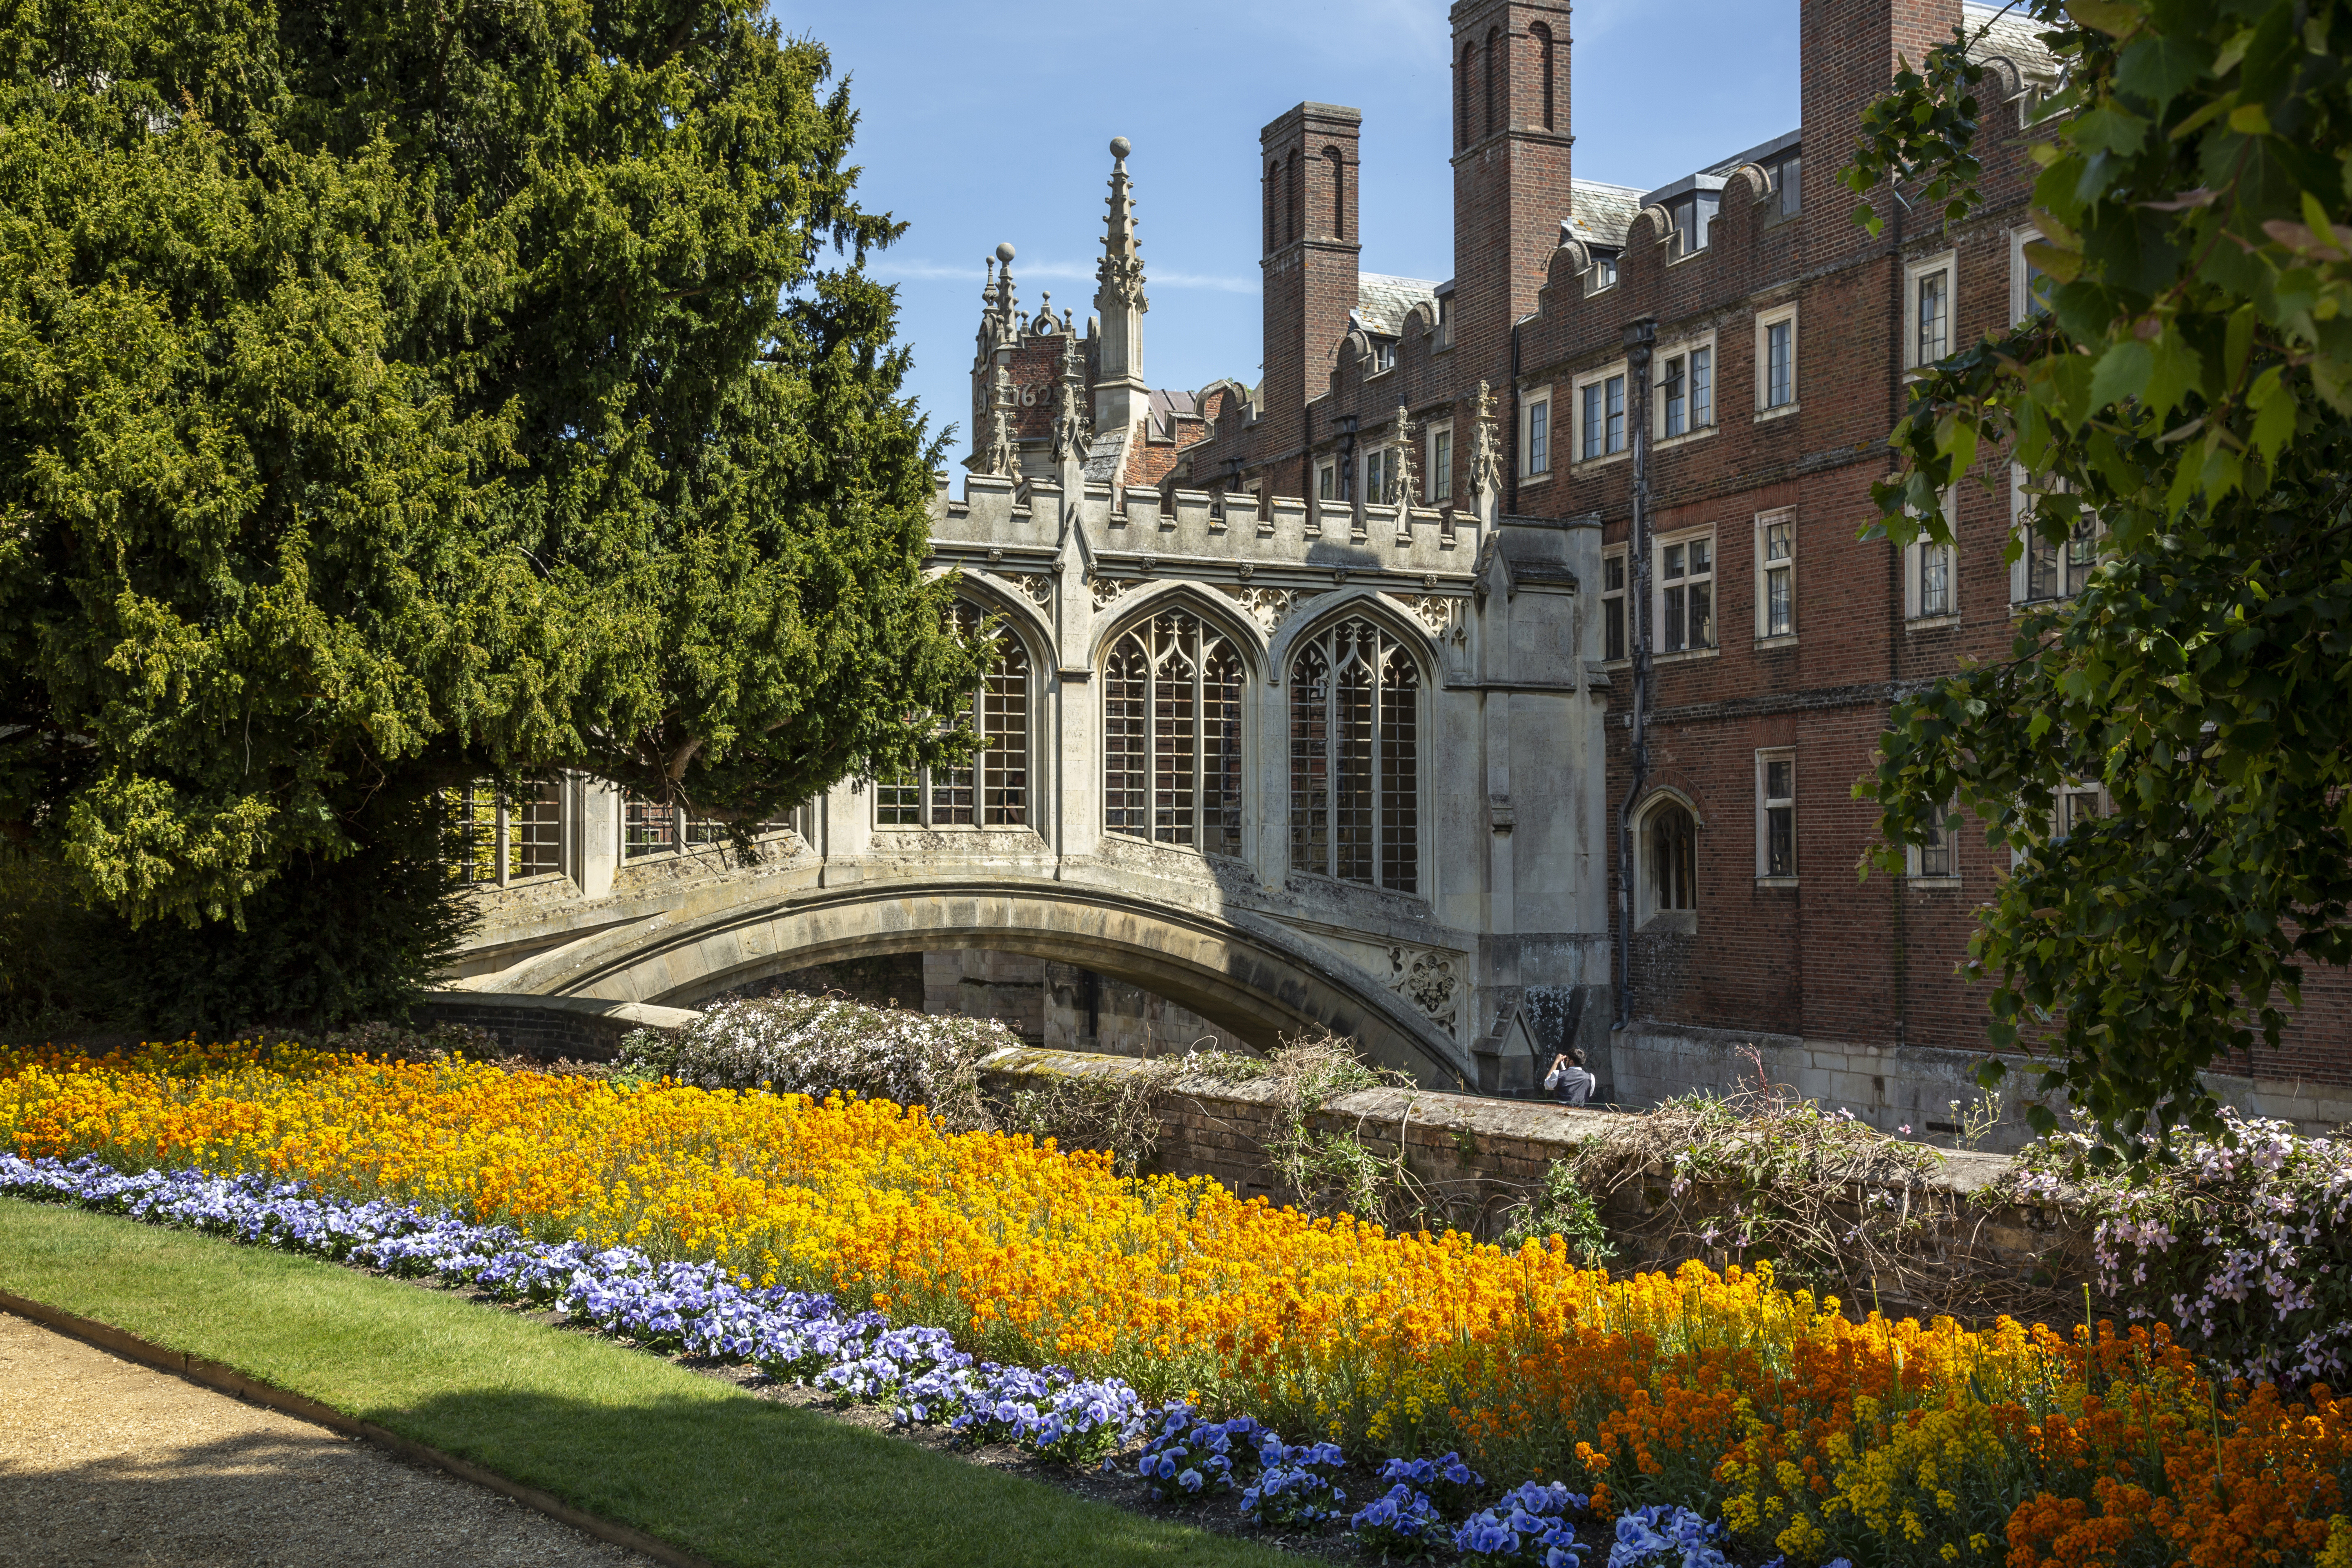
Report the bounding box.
[772,0,1800,457]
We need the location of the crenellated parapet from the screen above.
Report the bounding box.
[928,470,1483,588]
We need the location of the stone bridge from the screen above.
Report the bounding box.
[445,464,1616,1087]
[443,180,1616,1086]
[459,842,1488,1083]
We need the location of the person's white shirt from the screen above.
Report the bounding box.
[1544,1062,1595,1105]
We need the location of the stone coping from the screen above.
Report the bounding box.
[980,1045,2052,1207]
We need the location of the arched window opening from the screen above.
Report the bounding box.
[1532,22,1555,130]
[1286,151,1299,245]
[1459,44,1475,148]
[1265,162,1276,252]
[1484,27,1498,138]
[877,601,1029,828]
[1644,801,1697,920]
[1289,618,1419,894]
[1103,610,1244,853]
[1323,146,1344,239]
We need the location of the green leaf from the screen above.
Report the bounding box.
[2116,34,2207,109]
[2143,325,2205,420]
[2074,105,2154,158]
[2067,0,2143,38]
[2246,365,2296,459]
[2024,240,2085,284]
[2224,302,2256,387]
[2089,337,2155,409]
[2211,28,2258,78]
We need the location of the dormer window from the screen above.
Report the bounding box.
[1372,338,1397,374]
[1764,151,1802,217]
[1589,249,1619,290]
[1666,192,1719,256]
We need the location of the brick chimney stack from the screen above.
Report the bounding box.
[1258,103,1362,501]
[1799,0,1960,267]
[1448,0,1573,399]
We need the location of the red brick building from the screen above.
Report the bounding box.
[979,0,2352,1138]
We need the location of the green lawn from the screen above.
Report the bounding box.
[0,1197,1284,1568]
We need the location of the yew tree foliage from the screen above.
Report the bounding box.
[1850,0,2352,1159]
[0,2,985,944]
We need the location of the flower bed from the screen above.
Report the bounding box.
[4,1040,2350,1567]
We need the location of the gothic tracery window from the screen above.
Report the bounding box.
[1102,610,1245,853]
[877,601,1029,828]
[1288,617,1419,895]
[1644,800,1697,920]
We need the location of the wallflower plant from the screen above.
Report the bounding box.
[9,1037,2352,1568]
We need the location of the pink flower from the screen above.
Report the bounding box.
[1899,1124,1913,1135]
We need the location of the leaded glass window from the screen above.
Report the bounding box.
[1102,610,1244,853]
[876,601,1030,828]
[1647,802,1697,915]
[1288,617,1419,894]
[446,781,564,883]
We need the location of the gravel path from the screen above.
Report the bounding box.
[0,1311,658,1568]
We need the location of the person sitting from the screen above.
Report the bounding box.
[1544,1048,1596,1107]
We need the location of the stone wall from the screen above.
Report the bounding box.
[917,951,1241,1056]
[979,1045,2096,1318]
[412,993,700,1063]
[425,989,2098,1316]
[1604,1020,2352,1153]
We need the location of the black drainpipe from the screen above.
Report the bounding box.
[1615,317,1657,1032]
[1887,200,1909,1050]
[1506,320,1523,516]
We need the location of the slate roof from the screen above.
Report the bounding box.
[1965,0,2059,76]
[1565,179,1645,248]
[1145,387,1198,438]
[1356,274,1441,336]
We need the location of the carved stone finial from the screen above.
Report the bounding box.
[1051,326,1092,464]
[1470,379,1503,503]
[995,270,1027,358]
[981,363,1022,479]
[1391,403,1419,507]
[1092,139,1149,433]
[1096,140,1147,315]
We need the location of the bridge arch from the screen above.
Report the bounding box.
[493,876,1470,1085]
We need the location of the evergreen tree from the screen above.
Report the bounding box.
[0,1,983,1031]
